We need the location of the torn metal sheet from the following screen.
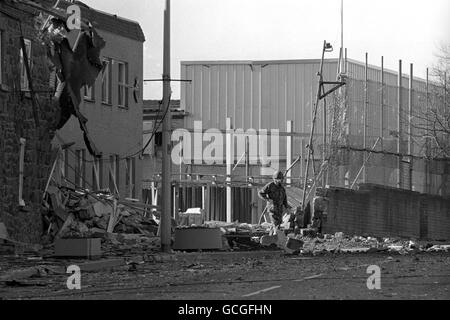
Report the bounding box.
[40,13,105,157]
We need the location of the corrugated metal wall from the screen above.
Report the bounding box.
[180,59,447,195]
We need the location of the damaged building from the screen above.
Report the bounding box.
[0,0,145,242]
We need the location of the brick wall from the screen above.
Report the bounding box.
[322,184,450,241]
[0,3,59,243]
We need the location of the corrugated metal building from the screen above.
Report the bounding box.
[180,58,448,196]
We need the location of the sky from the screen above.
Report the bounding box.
[82,0,450,99]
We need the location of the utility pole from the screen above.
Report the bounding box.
[408,63,414,191]
[340,0,344,73]
[397,60,403,189]
[161,0,172,253]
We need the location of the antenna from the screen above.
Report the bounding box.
[340,0,344,74]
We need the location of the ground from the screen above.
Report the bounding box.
[1,250,449,300]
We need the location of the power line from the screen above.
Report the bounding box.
[54,94,171,164]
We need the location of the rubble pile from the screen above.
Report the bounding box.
[204,221,272,236]
[299,232,450,255]
[43,186,159,243]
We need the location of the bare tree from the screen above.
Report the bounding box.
[413,44,449,159]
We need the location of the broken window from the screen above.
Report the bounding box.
[92,157,103,190]
[84,85,94,101]
[20,38,32,91]
[101,58,112,104]
[75,149,86,189]
[125,157,136,198]
[109,155,120,194]
[118,61,129,108]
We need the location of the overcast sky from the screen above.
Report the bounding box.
[82,0,450,99]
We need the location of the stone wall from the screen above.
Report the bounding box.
[0,2,59,243]
[321,184,450,241]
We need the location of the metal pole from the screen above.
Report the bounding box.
[380,56,384,149]
[351,137,381,189]
[397,60,403,189]
[363,52,368,183]
[408,63,414,191]
[245,135,250,179]
[226,117,232,223]
[380,56,385,186]
[425,68,430,193]
[286,121,293,185]
[161,0,172,253]
[345,48,348,74]
[301,40,326,211]
[340,0,344,74]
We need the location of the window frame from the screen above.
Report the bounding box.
[117,61,129,108]
[109,155,120,194]
[101,58,112,105]
[92,157,103,190]
[125,157,135,198]
[20,38,32,91]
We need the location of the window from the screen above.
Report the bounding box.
[84,85,94,101]
[109,155,120,194]
[118,61,129,108]
[92,157,103,190]
[75,149,86,189]
[101,58,112,104]
[125,157,136,198]
[20,38,32,91]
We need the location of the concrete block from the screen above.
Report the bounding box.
[173,228,223,250]
[286,238,304,251]
[260,235,278,246]
[54,238,102,258]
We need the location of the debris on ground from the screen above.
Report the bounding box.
[42,186,160,242]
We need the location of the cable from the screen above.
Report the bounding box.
[55,95,171,164]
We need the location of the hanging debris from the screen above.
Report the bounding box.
[40,15,105,157]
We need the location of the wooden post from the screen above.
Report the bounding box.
[397,60,403,189]
[286,120,293,185]
[226,117,233,223]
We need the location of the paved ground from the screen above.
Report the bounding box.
[1,251,449,300]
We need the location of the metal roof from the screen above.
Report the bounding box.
[56,0,146,42]
[181,58,339,66]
